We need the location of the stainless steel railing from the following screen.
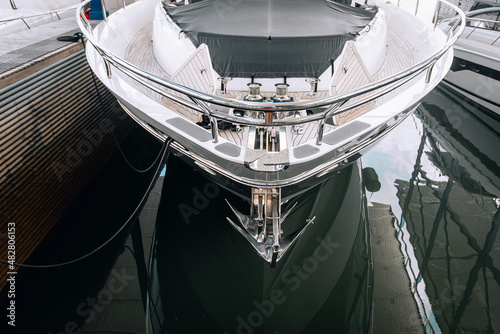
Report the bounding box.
[397,0,421,16]
[77,0,465,143]
[464,17,500,45]
[0,5,80,28]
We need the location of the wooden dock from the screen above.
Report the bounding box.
[0,10,135,292]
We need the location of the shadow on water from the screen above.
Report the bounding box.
[147,156,374,334]
[0,125,162,333]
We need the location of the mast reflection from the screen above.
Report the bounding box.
[394,84,500,333]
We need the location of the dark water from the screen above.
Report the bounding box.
[1,83,499,333]
[363,84,500,333]
[0,125,163,333]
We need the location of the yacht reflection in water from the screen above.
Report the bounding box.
[146,156,375,333]
[394,84,500,333]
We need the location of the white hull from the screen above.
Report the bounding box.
[442,7,500,114]
[444,47,500,113]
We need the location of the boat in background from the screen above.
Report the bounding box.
[442,7,500,113]
[77,0,465,265]
[0,0,80,35]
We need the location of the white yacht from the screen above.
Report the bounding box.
[77,0,465,266]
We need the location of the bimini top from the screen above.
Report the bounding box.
[164,0,377,78]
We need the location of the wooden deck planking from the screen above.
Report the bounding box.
[293,90,329,100]
[375,28,414,80]
[214,90,329,101]
[331,42,376,126]
[171,44,215,94]
[124,23,170,101]
[291,122,319,146]
[330,28,415,125]
[194,52,215,90]
[219,128,244,146]
[291,121,335,147]
[125,24,209,123]
[163,44,217,122]
[373,28,415,104]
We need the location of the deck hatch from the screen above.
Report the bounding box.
[293,145,320,159]
[215,142,241,157]
[323,121,370,146]
[166,117,212,142]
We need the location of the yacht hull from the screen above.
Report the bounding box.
[148,156,373,334]
[443,46,500,113]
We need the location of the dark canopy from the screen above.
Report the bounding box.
[164,0,377,78]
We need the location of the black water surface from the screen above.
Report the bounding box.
[0,125,162,333]
[364,84,500,333]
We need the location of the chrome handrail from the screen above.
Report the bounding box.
[466,17,500,26]
[76,0,465,129]
[397,0,421,18]
[0,5,79,24]
[464,17,500,42]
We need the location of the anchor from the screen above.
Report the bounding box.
[226,188,315,267]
